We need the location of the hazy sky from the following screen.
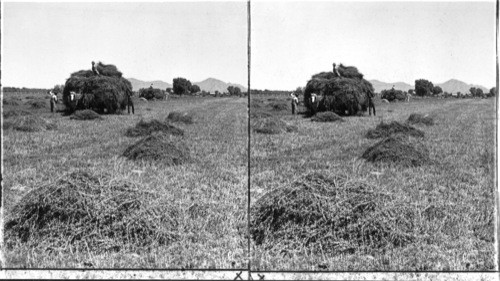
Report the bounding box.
[252,1,496,90]
[2,1,497,90]
[2,1,247,88]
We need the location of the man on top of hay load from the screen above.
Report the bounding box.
[91,61,100,76]
[333,63,341,78]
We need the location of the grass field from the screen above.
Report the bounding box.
[249,95,497,271]
[2,93,248,268]
[2,92,497,271]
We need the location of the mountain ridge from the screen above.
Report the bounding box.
[368,79,489,94]
[127,77,246,93]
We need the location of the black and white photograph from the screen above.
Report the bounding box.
[1,0,498,279]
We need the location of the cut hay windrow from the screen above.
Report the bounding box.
[166,111,194,124]
[365,121,424,139]
[125,119,184,137]
[362,136,431,167]
[4,171,180,252]
[70,109,103,120]
[268,101,289,111]
[3,109,32,119]
[251,172,416,254]
[123,133,191,165]
[252,117,298,134]
[3,115,57,132]
[406,113,434,126]
[3,98,21,106]
[27,100,47,109]
[311,111,344,122]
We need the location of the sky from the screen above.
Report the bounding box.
[252,1,497,90]
[2,1,497,90]
[2,1,247,88]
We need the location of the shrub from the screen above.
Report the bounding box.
[139,87,166,100]
[381,88,406,102]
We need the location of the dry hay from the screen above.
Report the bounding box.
[251,172,416,254]
[123,133,191,165]
[362,136,430,167]
[252,117,298,134]
[70,109,103,120]
[125,119,184,137]
[250,110,273,119]
[311,111,344,122]
[4,171,179,252]
[139,87,167,100]
[406,113,434,126]
[268,101,289,111]
[27,99,47,109]
[3,98,21,106]
[365,121,424,139]
[62,63,132,114]
[95,62,123,78]
[3,115,57,132]
[3,109,32,119]
[304,65,374,116]
[166,111,194,124]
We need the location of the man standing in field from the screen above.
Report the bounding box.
[48,90,57,113]
[291,92,299,114]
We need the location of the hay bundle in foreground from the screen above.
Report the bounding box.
[406,113,434,126]
[3,115,57,132]
[166,111,194,124]
[366,121,424,139]
[4,171,179,252]
[62,63,132,114]
[362,136,430,167]
[125,119,184,137]
[252,117,298,134]
[304,64,374,116]
[251,172,416,254]
[123,133,191,165]
[311,111,344,122]
[70,109,103,120]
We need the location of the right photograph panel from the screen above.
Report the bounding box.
[249,1,497,271]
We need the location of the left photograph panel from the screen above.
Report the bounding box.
[2,2,248,269]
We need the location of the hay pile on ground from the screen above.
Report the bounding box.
[311,111,344,122]
[3,98,21,106]
[62,62,132,114]
[366,121,424,139]
[406,113,434,126]
[70,109,103,120]
[3,109,32,119]
[123,133,191,165]
[250,111,273,119]
[125,119,184,137]
[362,136,430,167]
[3,116,57,132]
[252,117,298,134]
[27,100,46,109]
[304,64,374,116]
[251,172,416,254]
[268,101,289,111]
[166,111,194,124]
[4,171,179,252]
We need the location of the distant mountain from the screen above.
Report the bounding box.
[193,78,247,94]
[436,79,489,94]
[127,78,172,92]
[369,80,413,93]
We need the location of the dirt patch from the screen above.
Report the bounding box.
[123,133,191,165]
[362,136,430,167]
[311,111,344,122]
[406,113,434,126]
[70,109,103,120]
[3,115,57,132]
[166,111,194,124]
[252,117,298,134]
[4,171,179,252]
[366,121,424,139]
[251,172,416,254]
[125,119,184,137]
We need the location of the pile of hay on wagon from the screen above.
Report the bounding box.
[303,64,375,116]
[4,171,180,253]
[62,62,133,114]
